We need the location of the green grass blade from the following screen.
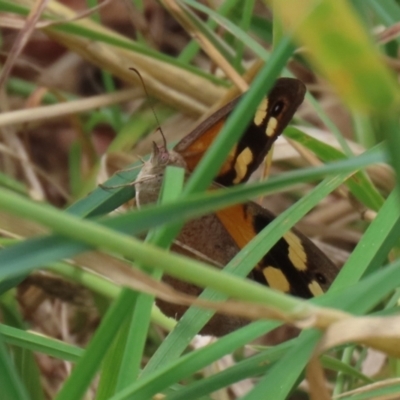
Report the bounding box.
[114,167,185,391]
[182,0,270,61]
[0,324,83,362]
[241,330,320,400]
[0,336,30,400]
[0,293,44,400]
[332,189,400,289]
[55,289,138,400]
[178,0,241,63]
[164,345,371,400]
[96,317,133,400]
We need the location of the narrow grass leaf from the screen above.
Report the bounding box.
[55,289,138,400]
[0,293,44,400]
[380,116,400,191]
[332,188,400,290]
[0,336,30,400]
[114,167,186,391]
[0,0,221,84]
[174,1,239,66]
[178,0,242,63]
[164,340,294,400]
[241,330,320,400]
[96,313,135,400]
[368,0,400,39]
[0,324,83,362]
[182,0,270,61]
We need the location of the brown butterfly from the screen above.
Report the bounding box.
[136,78,339,336]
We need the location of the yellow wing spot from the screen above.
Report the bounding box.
[283,231,307,271]
[308,280,324,296]
[233,147,253,184]
[265,117,278,137]
[263,266,290,293]
[254,98,268,126]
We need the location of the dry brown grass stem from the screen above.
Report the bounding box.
[0,88,142,128]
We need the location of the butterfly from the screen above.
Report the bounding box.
[136,77,339,336]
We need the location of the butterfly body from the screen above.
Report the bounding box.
[136,78,339,336]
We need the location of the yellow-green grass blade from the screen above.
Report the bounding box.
[273,0,398,113]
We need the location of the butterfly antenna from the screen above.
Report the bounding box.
[129,67,167,149]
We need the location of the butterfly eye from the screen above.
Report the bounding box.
[315,272,327,285]
[271,100,285,117]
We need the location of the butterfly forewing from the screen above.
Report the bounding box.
[174,78,306,187]
[216,78,306,186]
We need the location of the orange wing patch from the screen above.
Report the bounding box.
[215,204,257,248]
[178,118,237,177]
[216,203,291,293]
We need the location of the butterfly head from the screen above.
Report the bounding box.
[147,141,186,171]
[149,141,170,168]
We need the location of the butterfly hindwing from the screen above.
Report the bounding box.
[217,202,337,297]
